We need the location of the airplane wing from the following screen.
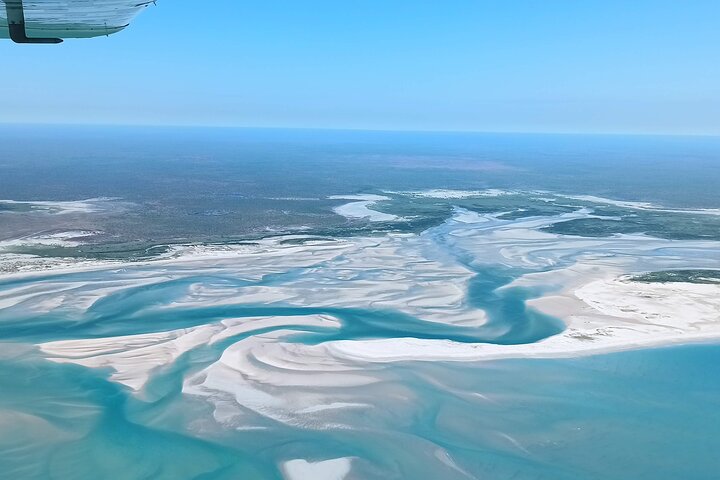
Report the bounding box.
[1,0,155,43]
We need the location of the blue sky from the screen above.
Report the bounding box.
[1,0,719,134]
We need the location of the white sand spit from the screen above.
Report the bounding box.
[329,194,400,221]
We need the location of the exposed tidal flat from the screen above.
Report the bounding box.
[2,128,720,479]
[1,190,720,479]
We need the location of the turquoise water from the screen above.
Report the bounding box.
[1,128,720,479]
[0,219,718,478]
[2,341,719,479]
[0,267,559,345]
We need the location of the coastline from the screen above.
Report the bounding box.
[18,235,719,391]
[329,262,720,363]
[0,204,716,404]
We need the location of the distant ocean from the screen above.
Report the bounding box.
[1,126,719,479]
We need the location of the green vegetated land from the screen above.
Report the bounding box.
[632,270,720,284]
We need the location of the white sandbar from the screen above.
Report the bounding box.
[282,458,352,480]
[329,194,399,221]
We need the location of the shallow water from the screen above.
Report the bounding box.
[1,209,719,478]
[2,341,719,479]
[1,128,720,479]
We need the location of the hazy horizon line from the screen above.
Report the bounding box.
[1,121,719,139]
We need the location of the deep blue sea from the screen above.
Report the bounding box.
[0,126,719,479]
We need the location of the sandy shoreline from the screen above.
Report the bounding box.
[329,260,720,363]
[4,208,714,369]
[0,206,717,403]
[329,194,401,222]
[2,204,718,480]
[26,238,720,383]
